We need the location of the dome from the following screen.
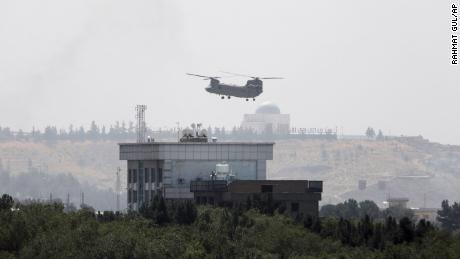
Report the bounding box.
[255,101,281,114]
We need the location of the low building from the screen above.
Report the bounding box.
[119,141,274,210]
[413,208,438,223]
[190,180,323,217]
[387,197,409,209]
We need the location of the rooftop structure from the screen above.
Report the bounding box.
[387,197,409,209]
[190,180,323,217]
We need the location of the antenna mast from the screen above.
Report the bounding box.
[136,105,147,143]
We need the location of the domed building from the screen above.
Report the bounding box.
[241,101,290,135]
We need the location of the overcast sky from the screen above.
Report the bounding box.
[1,0,459,144]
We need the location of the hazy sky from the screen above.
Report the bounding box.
[1,0,459,144]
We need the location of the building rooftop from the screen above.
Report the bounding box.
[255,101,281,114]
[119,141,275,146]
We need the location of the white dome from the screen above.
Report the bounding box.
[255,101,281,114]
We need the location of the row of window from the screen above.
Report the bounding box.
[128,168,163,184]
[127,189,160,203]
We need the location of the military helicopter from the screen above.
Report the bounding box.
[186,72,283,101]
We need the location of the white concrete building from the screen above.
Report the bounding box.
[119,141,274,210]
[241,101,290,135]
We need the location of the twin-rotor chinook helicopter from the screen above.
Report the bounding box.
[186,72,283,101]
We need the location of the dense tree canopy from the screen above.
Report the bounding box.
[1,194,460,258]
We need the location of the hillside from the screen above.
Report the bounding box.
[270,137,460,207]
[1,137,459,208]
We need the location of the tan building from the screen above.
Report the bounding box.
[241,101,290,135]
[413,208,438,223]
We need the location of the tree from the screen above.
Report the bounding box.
[340,199,360,219]
[89,121,100,140]
[174,201,197,225]
[43,126,58,142]
[320,204,338,218]
[437,200,460,232]
[397,217,415,244]
[0,194,14,211]
[365,127,376,139]
[376,129,384,140]
[359,200,380,219]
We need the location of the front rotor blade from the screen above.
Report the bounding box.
[186,73,209,78]
[259,77,284,80]
[186,73,220,79]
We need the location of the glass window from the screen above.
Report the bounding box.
[128,169,131,183]
[291,202,299,212]
[145,168,150,183]
[144,190,149,203]
[133,169,137,183]
[128,189,132,203]
[261,185,273,193]
[158,168,163,183]
[151,168,156,183]
[133,191,137,202]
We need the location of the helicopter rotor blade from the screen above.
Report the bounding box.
[220,71,283,80]
[259,77,284,80]
[220,71,256,79]
[186,73,220,79]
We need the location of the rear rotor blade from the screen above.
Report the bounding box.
[220,71,256,79]
[221,71,283,80]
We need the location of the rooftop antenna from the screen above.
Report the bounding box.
[116,167,121,212]
[136,105,147,143]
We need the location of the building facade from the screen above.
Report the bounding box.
[119,142,274,210]
[241,101,290,135]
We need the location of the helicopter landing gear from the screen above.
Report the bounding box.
[253,98,256,101]
[246,98,249,101]
[221,96,224,99]
[227,96,231,99]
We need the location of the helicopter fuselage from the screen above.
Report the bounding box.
[205,79,263,99]
[206,84,262,98]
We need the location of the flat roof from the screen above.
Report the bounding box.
[119,141,274,161]
[119,141,275,145]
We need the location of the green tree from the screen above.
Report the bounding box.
[359,200,380,219]
[365,127,376,139]
[0,194,13,211]
[437,200,460,232]
[376,129,384,140]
